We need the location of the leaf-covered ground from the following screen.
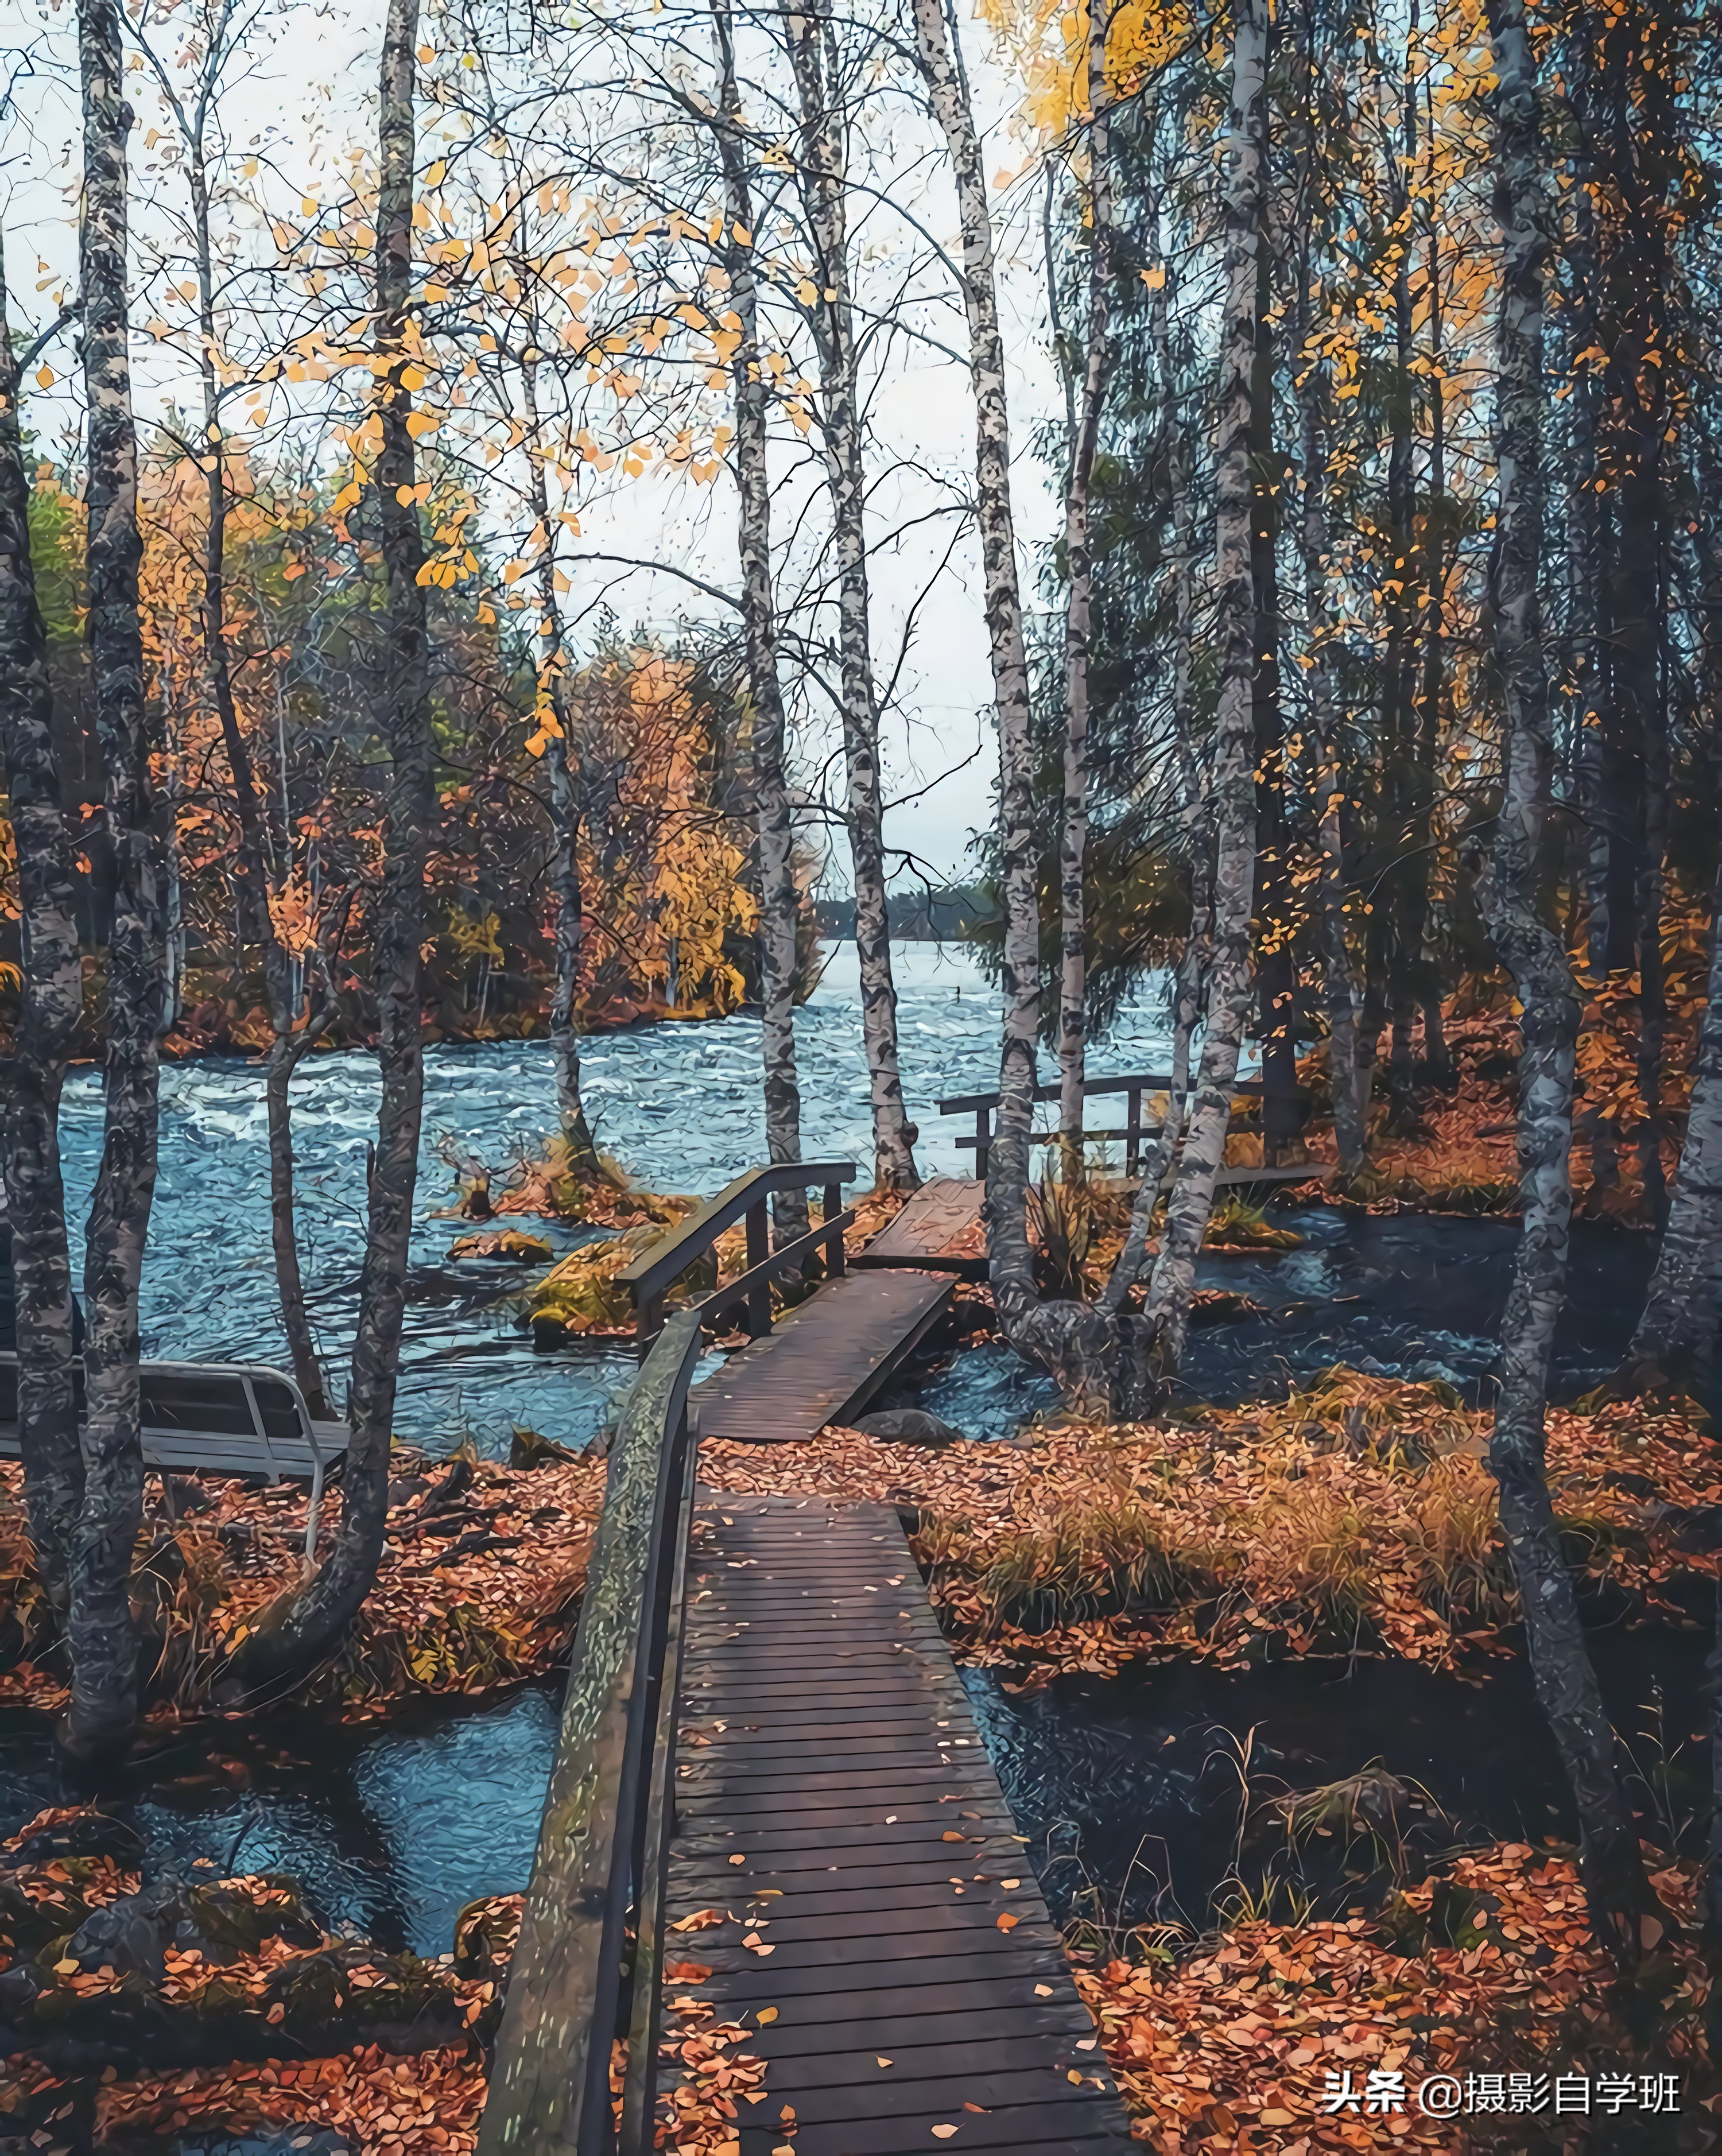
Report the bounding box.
[700,1375,1717,1685]
[0,1809,518,2155]
[0,1448,605,1722]
[1077,1844,1711,2151]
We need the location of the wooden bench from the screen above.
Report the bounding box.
[0,1356,347,1561]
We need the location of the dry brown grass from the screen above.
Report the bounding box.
[701,1371,1718,1684]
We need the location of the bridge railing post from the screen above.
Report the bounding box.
[975,1105,991,1185]
[744,1199,771,1336]
[1125,1086,1142,1182]
[823,1181,847,1278]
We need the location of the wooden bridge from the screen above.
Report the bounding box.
[478,1116,1321,2151]
[477,1172,1139,2155]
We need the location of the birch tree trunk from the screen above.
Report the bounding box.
[712,0,805,1242]
[520,350,598,1170]
[0,239,84,1611]
[1138,0,1269,1381]
[65,0,169,1760]
[1100,210,1203,1319]
[784,9,918,1196]
[1056,2,1113,1180]
[191,98,328,1416]
[227,0,429,1697]
[1620,859,1722,1387]
[911,0,1039,1333]
[1477,0,1659,1951]
[1297,317,1364,1174]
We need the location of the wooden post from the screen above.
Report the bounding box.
[744,1199,771,1336]
[824,1182,846,1278]
[975,1106,992,1186]
[1126,1086,1141,1182]
[635,1290,662,1366]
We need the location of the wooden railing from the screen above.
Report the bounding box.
[936,1072,1304,1182]
[476,1305,704,2156]
[614,1160,857,1360]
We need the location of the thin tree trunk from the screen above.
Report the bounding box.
[68,0,167,1761]
[1384,23,1424,1137]
[520,351,597,1170]
[1417,34,1453,1092]
[1477,0,1659,1952]
[1300,346,1364,1175]
[1621,860,1722,1387]
[228,0,430,1694]
[1101,219,1205,1320]
[1138,0,1269,1380]
[1100,945,1197,1317]
[0,238,84,1611]
[912,0,1039,1335]
[1054,2,1112,1184]
[181,98,329,1413]
[712,0,805,1243]
[783,3,918,1195]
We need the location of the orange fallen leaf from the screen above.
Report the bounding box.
[755,2006,778,2023]
[672,1909,724,1932]
[932,2130,957,2141]
[996,1912,1019,1932]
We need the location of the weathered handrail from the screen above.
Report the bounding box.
[936,1072,1305,1182]
[477,1305,704,2156]
[614,1160,857,1358]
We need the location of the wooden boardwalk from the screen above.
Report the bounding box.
[857,1166,1322,1278]
[664,1494,1133,2155]
[853,1177,990,1279]
[691,1269,953,1442]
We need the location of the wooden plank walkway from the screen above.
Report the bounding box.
[691,1270,953,1442]
[857,1166,1324,1278]
[665,1495,1133,2155]
[853,1178,989,1278]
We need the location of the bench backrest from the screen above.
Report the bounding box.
[0,1355,344,1482]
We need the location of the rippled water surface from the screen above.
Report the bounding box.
[56,943,1168,1452]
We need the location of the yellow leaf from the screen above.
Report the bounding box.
[932,2130,957,2142]
[34,364,54,389]
[755,2006,777,2023]
[405,410,441,438]
[416,42,436,60]
[426,160,447,184]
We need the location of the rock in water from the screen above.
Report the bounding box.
[852,1409,968,1447]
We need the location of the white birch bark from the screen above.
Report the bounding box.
[0,236,84,1610]
[519,350,598,1169]
[1477,0,1659,1949]
[67,0,167,1759]
[712,0,806,1240]
[783,4,918,1193]
[911,0,1039,1331]
[1139,0,1269,1380]
[1056,2,1114,1178]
